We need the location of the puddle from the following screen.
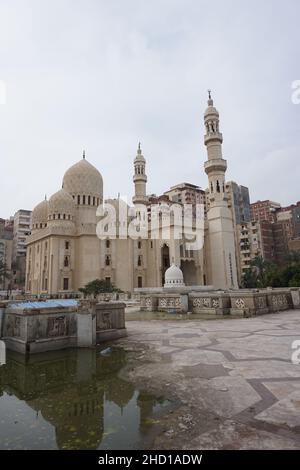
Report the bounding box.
[0,347,171,449]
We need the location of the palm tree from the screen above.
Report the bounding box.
[250,256,269,287]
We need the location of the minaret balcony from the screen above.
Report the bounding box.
[133,174,147,183]
[204,132,223,145]
[204,158,227,175]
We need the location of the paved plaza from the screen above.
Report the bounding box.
[118,311,300,449]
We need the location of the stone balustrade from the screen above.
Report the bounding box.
[157,294,188,313]
[190,292,231,315]
[139,287,300,316]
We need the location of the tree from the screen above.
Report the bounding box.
[241,268,258,288]
[242,252,300,289]
[79,279,123,298]
[285,250,300,266]
[249,256,270,287]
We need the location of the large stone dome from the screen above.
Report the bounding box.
[164,263,185,288]
[48,189,75,221]
[32,199,49,229]
[62,157,103,199]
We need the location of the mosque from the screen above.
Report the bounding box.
[25,94,238,295]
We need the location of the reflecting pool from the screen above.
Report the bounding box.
[0,347,170,449]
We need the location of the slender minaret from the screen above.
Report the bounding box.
[204,91,238,289]
[133,142,148,205]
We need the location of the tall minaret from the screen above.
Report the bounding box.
[133,142,148,205]
[204,91,238,289]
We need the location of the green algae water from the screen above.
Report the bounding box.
[0,347,169,450]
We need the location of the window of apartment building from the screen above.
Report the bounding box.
[105,277,111,284]
[106,239,110,249]
[65,241,69,250]
[63,278,69,290]
[138,255,142,267]
[64,256,69,267]
[105,255,111,266]
[138,276,143,288]
[138,240,141,249]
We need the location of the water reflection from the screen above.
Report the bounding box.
[0,348,168,450]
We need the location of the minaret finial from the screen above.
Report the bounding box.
[208,89,211,100]
[138,142,141,154]
[83,149,85,159]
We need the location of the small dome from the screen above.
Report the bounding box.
[204,105,219,118]
[62,157,103,198]
[204,95,219,118]
[32,199,49,228]
[48,189,75,221]
[164,263,185,288]
[134,143,145,163]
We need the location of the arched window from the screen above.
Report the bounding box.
[210,182,213,193]
[83,195,86,205]
[216,180,220,193]
[88,195,91,205]
[64,256,69,267]
[77,195,80,205]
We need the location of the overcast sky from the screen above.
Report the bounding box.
[0,0,299,219]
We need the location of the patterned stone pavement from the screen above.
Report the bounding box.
[117,310,300,449]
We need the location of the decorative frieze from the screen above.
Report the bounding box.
[190,293,231,315]
[266,290,292,312]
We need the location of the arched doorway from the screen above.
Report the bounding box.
[161,244,170,285]
[180,260,197,286]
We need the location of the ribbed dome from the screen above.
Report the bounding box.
[164,263,185,288]
[48,189,75,220]
[62,158,103,198]
[32,199,49,228]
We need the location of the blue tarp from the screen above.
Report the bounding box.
[9,299,78,310]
